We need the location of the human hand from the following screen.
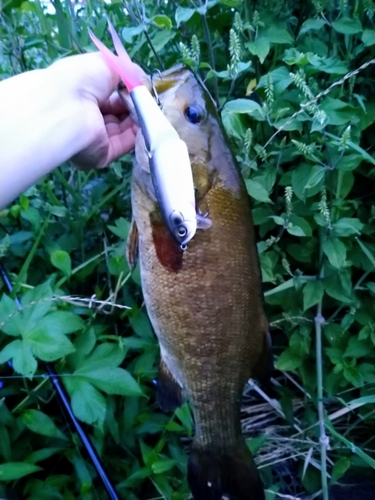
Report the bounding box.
[0,52,145,208]
[48,52,144,169]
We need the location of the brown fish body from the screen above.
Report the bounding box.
[126,67,271,500]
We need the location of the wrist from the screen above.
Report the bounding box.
[0,67,90,208]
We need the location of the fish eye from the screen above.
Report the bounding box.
[184,104,205,124]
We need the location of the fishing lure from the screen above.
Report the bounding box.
[89,21,211,249]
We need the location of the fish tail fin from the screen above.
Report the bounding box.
[187,440,265,500]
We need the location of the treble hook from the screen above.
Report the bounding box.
[150,70,163,109]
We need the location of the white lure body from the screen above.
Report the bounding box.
[130,85,200,248]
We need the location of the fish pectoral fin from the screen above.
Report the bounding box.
[252,326,274,384]
[157,359,185,412]
[126,218,139,271]
[196,213,212,230]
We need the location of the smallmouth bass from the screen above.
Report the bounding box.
[124,66,272,500]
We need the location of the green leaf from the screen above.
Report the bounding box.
[50,250,71,277]
[344,338,370,359]
[264,277,311,297]
[71,452,92,492]
[107,217,131,239]
[0,293,17,320]
[151,30,176,52]
[246,179,272,203]
[175,403,193,434]
[121,24,145,43]
[0,462,42,481]
[130,311,155,339]
[304,166,326,190]
[275,347,302,371]
[292,163,322,200]
[0,339,22,364]
[326,133,375,165]
[303,281,324,311]
[290,330,310,356]
[327,423,375,468]
[247,435,268,455]
[68,378,107,427]
[151,458,176,474]
[298,18,327,37]
[287,215,312,237]
[307,54,348,75]
[25,328,75,362]
[0,294,22,337]
[362,29,375,47]
[13,341,37,377]
[79,342,126,369]
[69,329,97,368]
[262,26,293,45]
[77,366,143,397]
[21,410,68,440]
[175,6,195,27]
[223,99,265,121]
[332,17,362,35]
[152,14,172,30]
[343,366,364,387]
[324,273,353,304]
[336,171,354,199]
[253,207,274,225]
[219,0,242,6]
[140,440,158,466]
[33,311,83,336]
[24,447,64,465]
[259,252,276,282]
[323,238,346,269]
[257,67,292,95]
[247,37,270,64]
[330,456,351,483]
[356,238,375,266]
[269,215,286,226]
[333,218,364,237]
[222,110,245,141]
[358,364,375,384]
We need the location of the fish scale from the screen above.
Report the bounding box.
[125,66,272,500]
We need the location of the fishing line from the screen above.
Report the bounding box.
[0,260,120,500]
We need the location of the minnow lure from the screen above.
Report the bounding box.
[89,21,211,249]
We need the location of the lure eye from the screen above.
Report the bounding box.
[184,104,205,124]
[177,225,188,238]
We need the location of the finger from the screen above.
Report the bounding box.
[103,120,138,166]
[104,114,137,136]
[100,91,129,115]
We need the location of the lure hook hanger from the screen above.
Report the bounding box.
[149,70,163,108]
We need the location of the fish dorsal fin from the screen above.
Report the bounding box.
[157,358,185,412]
[126,218,139,271]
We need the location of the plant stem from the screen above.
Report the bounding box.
[14,214,51,293]
[11,377,49,413]
[315,229,329,500]
[201,7,220,106]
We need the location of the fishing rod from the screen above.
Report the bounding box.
[0,261,120,500]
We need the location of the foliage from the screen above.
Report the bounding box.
[0,0,374,499]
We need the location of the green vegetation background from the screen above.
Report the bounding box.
[0,1,374,499]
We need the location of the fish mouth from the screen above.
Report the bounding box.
[118,65,192,122]
[168,210,196,248]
